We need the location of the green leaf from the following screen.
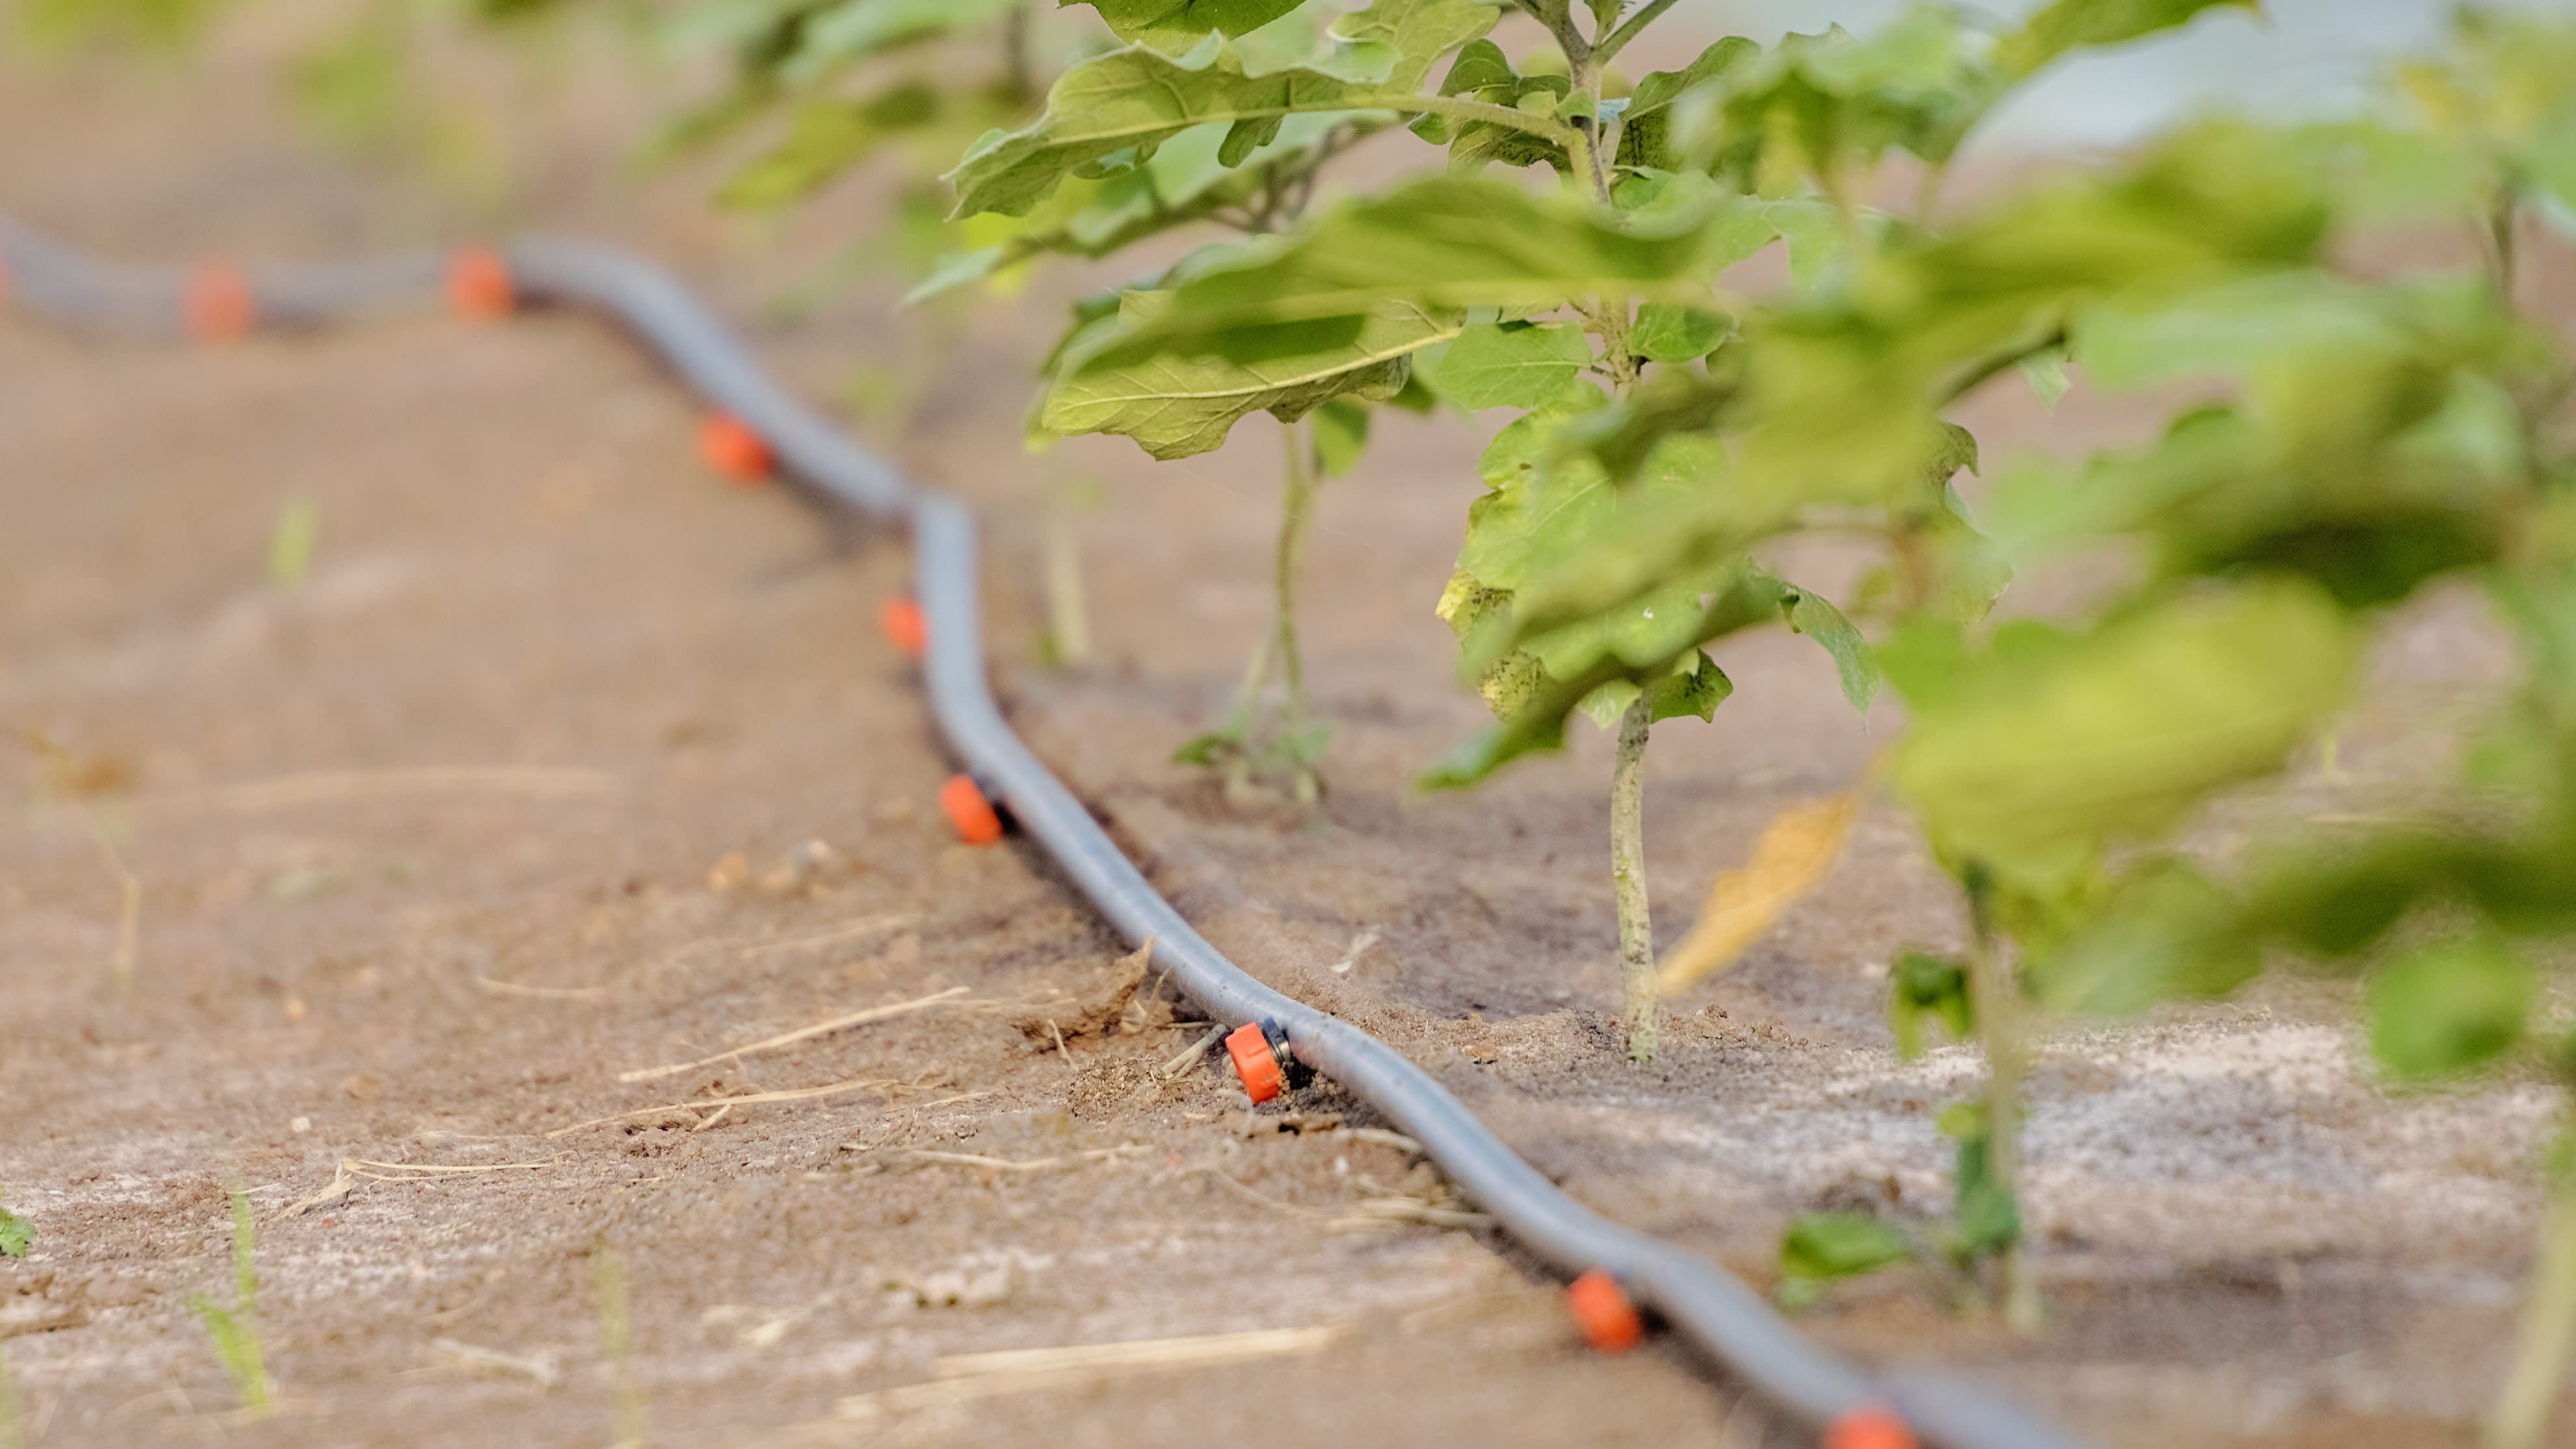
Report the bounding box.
[1428,322,1594,410]
[1556,366,1733,483]
[1614,37,1759,172]
[1999,278,2519,609]
[1783,586,1875,714]
[267,496,319,591]
[2017,342,2071,411]
[1420,570,1787,790]
[2369,936,2536,1083]
[2073,271,2429,394]
[1890,578,2360,888]
[1713,11,1986,189]
[1645,649,1732,724]
[1073,175,1725,369]
[1042,293,1456,459]
[787,0,1025,79]
[949,0,1499,217]
[1490,123,2334,649]
[1312,398,1370,475]
[905,245,1010,303]
[1630,302,1725,364]
[1887,948,1971,1059]
[920,114,1361,299]
[0,1204,29,1258]
[1413,40,1576,172]
[1069,0,1310,52]
[1695,194,1846,287]
[1777,1212,1911,1307]
[2026,856,2259,1015]
[722,83,944,209]
[1946,1114,2021,1261]
[1995,0,2259,82]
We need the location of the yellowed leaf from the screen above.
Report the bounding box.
[1656,793,1859,994]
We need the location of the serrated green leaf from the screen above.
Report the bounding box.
[2369,935,2535,1082]
[1891,578,2359,888]
[920,114,1361,299]
[1615,37,1759,172]
[1436,570,1552,719]
[1646,649,1732,723]
[1412,34,1513,146]
[949,0,1498,217]
[1073,175,1724,369]
[1420,570,1788,789]
[0,1204,29,1258]
[1042,295,1457,459]
[1429,322,1594,410]
[1631,302,1725,364]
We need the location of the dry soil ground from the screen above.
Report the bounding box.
[1,18,2569,1449]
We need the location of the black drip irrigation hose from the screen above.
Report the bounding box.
[0,213,2091,1449]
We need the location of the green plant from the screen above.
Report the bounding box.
[1050,0,2248,1056]
[0,1182,30,1260]
[944,0,1500,803]
[185,1183,271,1416]
[648,0,1059,259]
[269,496,321,591]
[1743,3,2576,1380]
[0,1335,22,1449]
[591,1241,644,1449]
[10,0,230,52]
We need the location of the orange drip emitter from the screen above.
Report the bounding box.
[698,412,773,484]
[880,596,928,659]
[185,261,255,341]
[939,773,1005,847]
[445,246,515,319]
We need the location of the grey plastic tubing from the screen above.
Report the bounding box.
[0,214,2089,1449]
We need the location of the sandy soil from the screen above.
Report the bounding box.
[1,18,2568,1449]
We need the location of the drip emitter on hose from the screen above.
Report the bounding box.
[939,773,1007,847]
[1222,1017,1308,1104]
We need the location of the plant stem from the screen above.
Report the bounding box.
[1043,504,1091,667]
[2489,189,2519,311]
[1611,694,1658,1061]
[1275,414,1323,804]
[1593,0,1678,66]
[1397,92,1582,150]
[0,1335,23,1449]
[226,1185,269,1414]
[1530,0,1591,68]
[1221,625,1275,736]
[2488,1156,2576,1449]
[1001,0,1034,105]
[1965,903,2040,1333]
[593,1243,645,1449]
